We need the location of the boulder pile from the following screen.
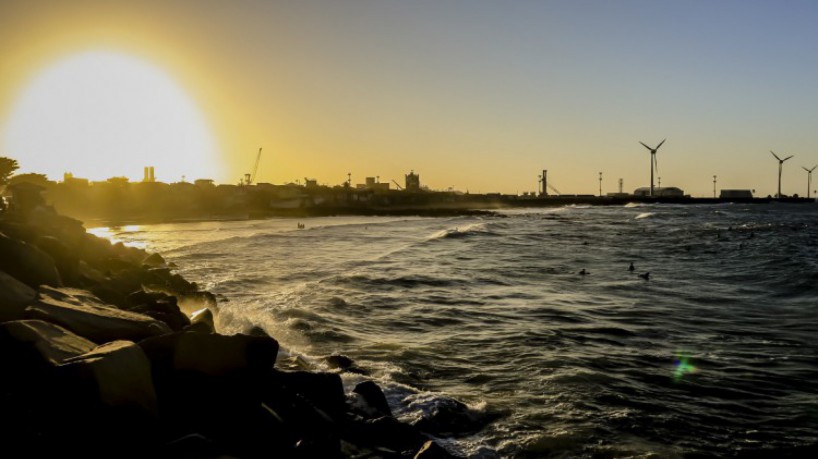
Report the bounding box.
[0,205,460,458]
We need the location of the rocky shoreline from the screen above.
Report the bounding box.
[0,201,464,457]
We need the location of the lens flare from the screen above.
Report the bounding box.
[673,353,698,381]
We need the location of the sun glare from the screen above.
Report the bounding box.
[1,51,221,183]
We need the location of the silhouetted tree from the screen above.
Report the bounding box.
[0,157,19,185]
[8,173,51,187]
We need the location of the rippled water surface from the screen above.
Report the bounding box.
[105,203,818,458]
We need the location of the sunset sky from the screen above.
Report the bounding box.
[2,0,818,196]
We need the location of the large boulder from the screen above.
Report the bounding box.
[0,319,96,369]
[353,380,393,418]
[0,270,37,322]
[59,340,158,415]
[24,286,171,343]
[126,291,191,332]
[139,331,279,377]
[0,231,62,288]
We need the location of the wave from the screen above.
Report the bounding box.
[635,212,655,219]
[426,222,496,240]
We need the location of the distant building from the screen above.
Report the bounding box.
[142,166,155,183]
[62,173,89,188]
[720,189,753,199]
[356,177,390,191]
[304,178,318,188]
[633,186,684,197]
[405,171,420,191]
[194,179,215,188]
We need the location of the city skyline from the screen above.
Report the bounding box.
[2,1,818,197]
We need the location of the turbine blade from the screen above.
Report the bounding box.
[656,138,666,149]
[653,153,659,173]
[771,151,782,161]
[812,165,818,172]
[639,141,652,151]
[804,166,811,172]
[784,155,794,162]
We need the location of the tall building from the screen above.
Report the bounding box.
[405,171,420,191]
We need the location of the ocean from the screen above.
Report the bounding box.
[95,203,818,458]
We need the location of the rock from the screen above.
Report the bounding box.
[353,380,393,417]
[139,331,279,376]
[325,354,355,370]
[126,291,190,332]
[34,235,80,285]
[177,291,217,316]
[0,270,37,322]
[0,231,62,288]
[0,319,96,367]
[186,307,215,333]
[409,396,497,437]
[24,286,171,343]
[268,370,347,421]
[141,252,166,268]
[347,416,427,453]
[60,340,158,415]
[414,440,460,459]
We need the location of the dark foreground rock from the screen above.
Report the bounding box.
[0,197,464,458]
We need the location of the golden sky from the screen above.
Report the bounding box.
[2,1,818,196]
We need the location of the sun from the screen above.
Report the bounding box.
[1,51,221,183]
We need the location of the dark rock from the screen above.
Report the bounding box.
[325,354,354,370]
[186,307,215,333]
[24,286,172,343]
[0,270,37,322]
[126,291,190,332]
[410,396,496,437]
[142,252,166,268]
[60,340,158,415]
[268,370,347,421]
[139,331,279,376]
[0,231,62,288]
[347,416,427,453]
[0,319,96,368]
[414,440,459,459]
[177,291,218,316]
[353,380,393,417]
[34,235,80,285]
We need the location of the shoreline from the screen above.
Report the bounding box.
[0,201,466,457]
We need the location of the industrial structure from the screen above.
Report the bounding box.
[770,151,793,198]
[639,139,666,197]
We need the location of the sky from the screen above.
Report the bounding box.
[2,0,818,196]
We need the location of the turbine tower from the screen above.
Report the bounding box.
[639,139,666,197]
[803,164,817,199]
[770,151,794,198]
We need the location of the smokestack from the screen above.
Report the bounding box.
[144,167,149,182]
[150,166,155,182]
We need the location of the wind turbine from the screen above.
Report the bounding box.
[639,139,665,197]
[803,164,817,199]
[770,151,793,198]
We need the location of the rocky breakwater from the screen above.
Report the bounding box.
[0,204,460,458]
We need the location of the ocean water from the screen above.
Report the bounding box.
[98,203,818,458]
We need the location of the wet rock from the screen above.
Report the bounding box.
[0,270,37,322]
[126,291,190,332]
[353,380,393,417]
[409,396,496,437]
[414,440,460,459]
[268,370,347,421]
[0,231,62,288]
[141,252,166,268]
[139,331,279,376]
[325,353,354,370]
[24,286,171,343]
[186,307,215,333]
[347,416,427,453]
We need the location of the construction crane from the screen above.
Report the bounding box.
[547,183,562,196]
[243,148,263,185]
[250,147,262,184]
[391,179,403,190]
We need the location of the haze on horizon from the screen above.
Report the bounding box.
[2,0,818,197]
